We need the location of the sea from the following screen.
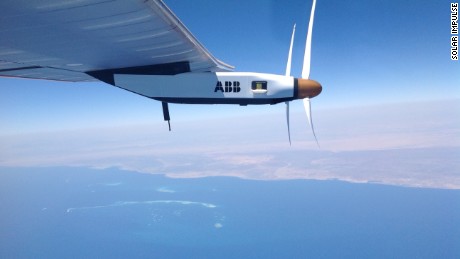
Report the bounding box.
[1,167,459,258]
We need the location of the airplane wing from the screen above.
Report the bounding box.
[0,0,233,82]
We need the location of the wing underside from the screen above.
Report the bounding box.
[0,0,233,82]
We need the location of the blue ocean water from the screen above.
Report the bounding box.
[1,166,459,258]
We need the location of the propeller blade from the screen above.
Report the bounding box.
[286,101,291,145]
[303,98,319,147]
[285,24,296,76]
[301,0,317,79]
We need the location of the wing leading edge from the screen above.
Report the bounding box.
[0,0,233,82]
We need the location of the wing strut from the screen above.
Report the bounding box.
[162,102,171,131]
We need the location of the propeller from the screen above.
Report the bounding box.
[301,0,316,80]
[284,0,321,147]
[285,23,296,146]
[285,24,296,77]
[303,98,319,147]
[286,101,291,145]
[302,0,320,147]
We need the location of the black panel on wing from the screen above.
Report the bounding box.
[87,61,190,85]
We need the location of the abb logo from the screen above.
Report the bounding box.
[214,81,241,93]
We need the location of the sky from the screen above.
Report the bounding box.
[0,0,459,188]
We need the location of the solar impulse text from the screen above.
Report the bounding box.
[452,3,458,60]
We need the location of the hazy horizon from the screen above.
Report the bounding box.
[2,99,459,189]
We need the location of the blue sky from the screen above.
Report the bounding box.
[0,0,458,134]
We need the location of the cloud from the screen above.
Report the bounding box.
[66,200,217,213]
[1,100,459,189]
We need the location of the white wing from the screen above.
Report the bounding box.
[0,0,233,82]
